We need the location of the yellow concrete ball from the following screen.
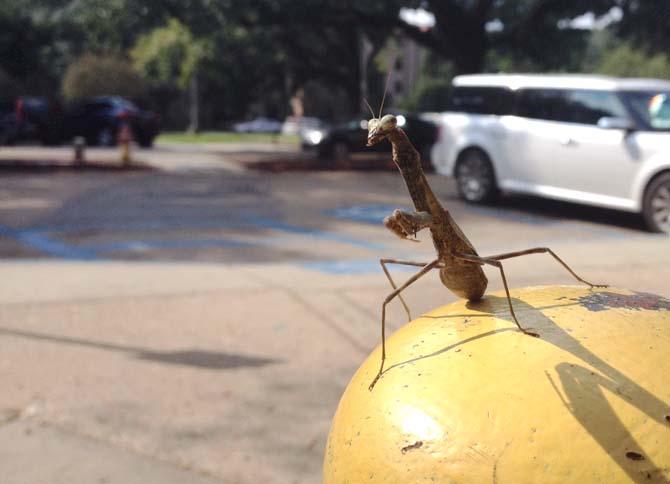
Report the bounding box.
[324,286,670,483]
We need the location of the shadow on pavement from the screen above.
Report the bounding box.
[0,326,278,370]
[242,153,435,173]
[496,195,647,232]
[0,160,153,173]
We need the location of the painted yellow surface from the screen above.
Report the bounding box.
[324,286,670,483]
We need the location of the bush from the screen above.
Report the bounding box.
[61,54,146,101]
[398,53,453,113]
[399,77,452,113]
[595,42,670,79]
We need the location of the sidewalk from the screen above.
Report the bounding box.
[0,260,390,484]
[0,144,253,173]
[1,239,669,482]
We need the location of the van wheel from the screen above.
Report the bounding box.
[642,173,670,234]
[455,149,498,203]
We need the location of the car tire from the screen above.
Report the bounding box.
[332,142,349,162]
[138,137,154,148]
[642,172,670,234]
[455,149,498,203]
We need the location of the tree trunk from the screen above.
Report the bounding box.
[187,75,199,134]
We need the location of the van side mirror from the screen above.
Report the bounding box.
[597,116,636,131]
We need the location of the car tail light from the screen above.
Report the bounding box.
[117,110,132,119]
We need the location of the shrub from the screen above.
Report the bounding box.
[595,42,670,79]
[61,54,146,101]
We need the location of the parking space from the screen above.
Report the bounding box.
[1,146,669,483]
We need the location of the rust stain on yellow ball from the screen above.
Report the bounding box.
[324,286,670,483]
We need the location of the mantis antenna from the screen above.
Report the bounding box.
[378,68,393,118]
[363,98,376,119]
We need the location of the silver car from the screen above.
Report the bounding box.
[430,74,670,233]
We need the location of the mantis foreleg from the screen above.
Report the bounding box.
[383,209,433,241]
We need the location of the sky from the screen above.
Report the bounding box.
[399,6,624,31]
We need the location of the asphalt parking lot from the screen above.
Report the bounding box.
[1,144,669,483]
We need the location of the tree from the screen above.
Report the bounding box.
[131,19,210,130]
[595,42,670,79]
[61,54,146,101]
[347,1,624,73]
[615,1,670,55]
[131,19,208,89]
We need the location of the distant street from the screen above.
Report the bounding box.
[1,143,669,483]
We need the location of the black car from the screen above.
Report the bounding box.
[64,96,161,147]
[0,97,64,145]
[0,101,18,145]
[301,113,438,163]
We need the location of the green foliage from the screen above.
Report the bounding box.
[594,42,670,79]
[615,2,670,57]
[157,131,298,144]
[58,0,171,55]
[131,19,210,89]
[61,54,146,101]
[7,0,670,125]
[0,5,57,91]
[0,68,22,100]
[398,56,453,112]
[399,77,452,112]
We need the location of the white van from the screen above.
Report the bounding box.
[430,74,670,233]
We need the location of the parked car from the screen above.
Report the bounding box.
[429,73,670,233]
[0,97,64,145]
[0,101,18,145]
[280,116,324,135]
[232,116,282,133]
[64,96,161,147]
[301,113,438,162]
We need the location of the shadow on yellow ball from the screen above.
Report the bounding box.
[324,286,670,483]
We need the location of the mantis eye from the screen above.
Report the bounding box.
[368,118,380,131]
[380,114,397,130]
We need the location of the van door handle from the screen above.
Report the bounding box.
[559,137,575,146]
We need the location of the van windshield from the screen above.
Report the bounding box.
[620,91,670,131]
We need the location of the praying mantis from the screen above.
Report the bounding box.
[365,98,608,391]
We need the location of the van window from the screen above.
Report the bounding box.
[621,91,670,131]
[448,87,515,115]
[517,89,571,122]
[565,90,628,125]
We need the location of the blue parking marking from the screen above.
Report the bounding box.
[1,211,387,262]
[82,238,255,253]
[246,215,385,251]
[300,259,416,275]
[328,204,411,225]
[0,225,98,260]
[32,218,243,233]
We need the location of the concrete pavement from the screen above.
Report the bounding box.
[1,144,669,483]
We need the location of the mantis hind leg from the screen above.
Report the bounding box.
[370,259,441,391]
[453,252,540,338]
[380,258,434,322]
[485,247,608,289]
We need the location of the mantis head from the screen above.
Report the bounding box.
[364,71,395,147]
[366,114,397,146]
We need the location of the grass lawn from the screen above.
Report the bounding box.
[157,131,300,144]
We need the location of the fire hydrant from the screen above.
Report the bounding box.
[118,123,133,167]
[73,136,86,165]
